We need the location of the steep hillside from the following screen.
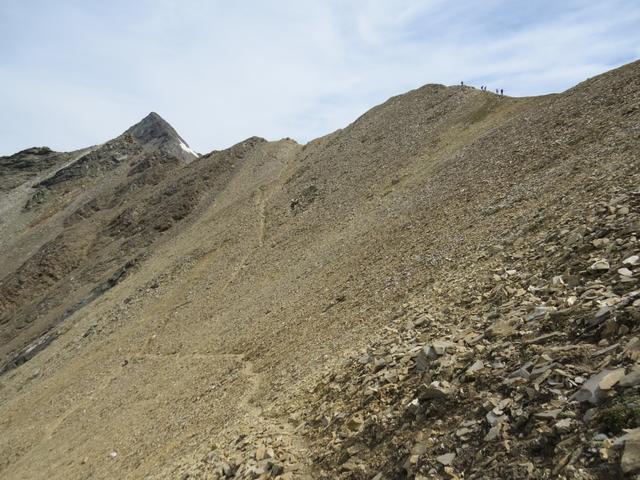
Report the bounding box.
[0,60,638,480]
[0,113,200,368]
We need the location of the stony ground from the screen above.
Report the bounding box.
[0,60,638,479]
[174,149,640,479]
[298,186,640,479]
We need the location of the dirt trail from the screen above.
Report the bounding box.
[223,147,294,292]
[216,145,318,477]
[231,357,317,479]
[128,140,316,477]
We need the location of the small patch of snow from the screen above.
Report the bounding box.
[180,142,199,157]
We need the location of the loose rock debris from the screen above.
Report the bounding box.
[296,191,640,479]
[178,188,640,480]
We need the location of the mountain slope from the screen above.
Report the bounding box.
[0,60,639,479]
[124,111,199,162]
[0,113,202,370]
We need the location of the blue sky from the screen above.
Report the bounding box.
[1,0,639,155]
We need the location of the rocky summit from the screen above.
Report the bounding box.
[0,60,639,480]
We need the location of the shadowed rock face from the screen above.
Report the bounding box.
[0,147,66,192]
[124,111,199,162]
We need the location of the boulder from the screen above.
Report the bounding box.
[571,368,625,404]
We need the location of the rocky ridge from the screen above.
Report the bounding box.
[124,111,199,162]
[0,146,67,192]
[0,61,639,480]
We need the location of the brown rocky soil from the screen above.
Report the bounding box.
[0,60,639,479]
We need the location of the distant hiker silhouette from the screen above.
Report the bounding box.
[496,88,499,94]
[461,81,464,86]
[500,89,503,96]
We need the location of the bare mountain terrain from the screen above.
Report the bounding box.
[0,60,639,479]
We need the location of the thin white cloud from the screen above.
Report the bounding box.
[0,0,638,155]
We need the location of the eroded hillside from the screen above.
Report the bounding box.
[0,60,639,479]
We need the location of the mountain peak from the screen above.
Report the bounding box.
[123,112,199,162]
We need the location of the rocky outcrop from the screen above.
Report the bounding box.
[124,111,199,162]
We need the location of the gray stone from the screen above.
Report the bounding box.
[357,354,371,364]
[467,360,484,374]
[418,382,449,400]
[619,370,640,388]
[508,367,530,380]
[555,418,573,433]
[414,347,432,371]
[534,408,562,420]
[430,340,455,356]
[414,340,454,371]
[526,306,557,321]
[436,452,455,466]
[624,255,640,266]
[572,368,625,404]
[590,259,610,271]
[484,424,502,442]
[486,411,503,426]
